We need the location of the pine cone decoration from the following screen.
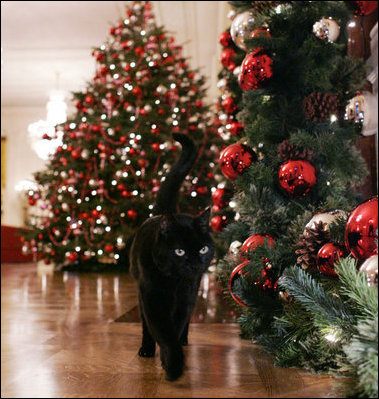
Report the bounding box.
[277,140,314,162]
[302,92,339,122]
[295,221,330,271]
[250,1,280,13]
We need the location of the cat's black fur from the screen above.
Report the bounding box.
[129,133,214,381]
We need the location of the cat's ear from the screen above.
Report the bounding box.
[160,214,175,236]
[197,206,211,233]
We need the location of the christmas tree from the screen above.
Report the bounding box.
[216,1,378,397]
[22,0,219,270]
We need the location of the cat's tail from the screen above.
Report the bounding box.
[153,133,197,215]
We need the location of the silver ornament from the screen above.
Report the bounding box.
[230,11,255,50]
[359,255,378,288]
[304,209,347,236]
[229,240,242,262]
[313,18,340,42]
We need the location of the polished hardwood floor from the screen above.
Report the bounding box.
[1,263,342,398]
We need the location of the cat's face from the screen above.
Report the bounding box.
[153,208,215,277]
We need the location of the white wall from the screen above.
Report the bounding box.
[1,106,48,227]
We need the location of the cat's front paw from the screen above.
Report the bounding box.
[138,346,155,357]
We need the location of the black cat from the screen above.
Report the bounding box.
[129,133,214,381]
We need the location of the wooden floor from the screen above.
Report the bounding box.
[1,263,342,398]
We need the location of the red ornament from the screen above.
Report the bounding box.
[220,48,236,69]
[104,244,114,254]
[132,87,143,99]
[229,261,250,307]
[196,186,208,195]
[345,196,378,262]
[251,27,271,39]
[127,210,138,220]
[134,46,145,56]
[239,52,273,91]
[317,242,347,277]
[278,160,317,197]
[241,234,275,261]
[211,188,233,209]
[221,97,237,114]
[229,121,243,136]
[85,95,94,105]
[218,30,233,47]
[354,1,378,15]
[151,143,161,152]
[219,143,257,180]
[67,252,78,262]
[210,215,228,232]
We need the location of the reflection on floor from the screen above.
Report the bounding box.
[1,263,341,398]
[115,272,239,323]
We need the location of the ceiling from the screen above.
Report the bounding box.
[1,1,231,108]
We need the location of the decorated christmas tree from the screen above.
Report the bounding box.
[21,0,219,270]
[216,1,378,397]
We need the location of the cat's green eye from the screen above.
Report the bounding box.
[175,249,185,256]
[199,246,209,255]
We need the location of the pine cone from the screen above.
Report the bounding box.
[277,140,314,162]
[302,92,339,122]
[250,1,280,13]
[295,221,330,271]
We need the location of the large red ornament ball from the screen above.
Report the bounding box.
[211,188,233,209]
[278,160,317,197]
[317,243,347,277]
[229,261,249,307]
[239,51,273,91]
[218,30,233,47]
[220,48,236,69]
[241,234,275,261]
[210,215,228,232]
[345,196,378,262]
[221,97,237,114]
[219,143,257,180]
[354,1,378,15]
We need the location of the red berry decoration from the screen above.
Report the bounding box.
[211,188,233,209]
[220,48,236,69]
[219,143,257,181]
[222,97,237,114]
[218,30,233,47]
[238,51,273,91]
[317,242,347,277]
[345,196,378,263]
[229,261,250,308]
[241,234,275,261]
[210,215,228,232]
[278,160,317,197]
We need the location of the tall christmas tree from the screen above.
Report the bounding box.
[216,1,378,397]
[22,0,219,269]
